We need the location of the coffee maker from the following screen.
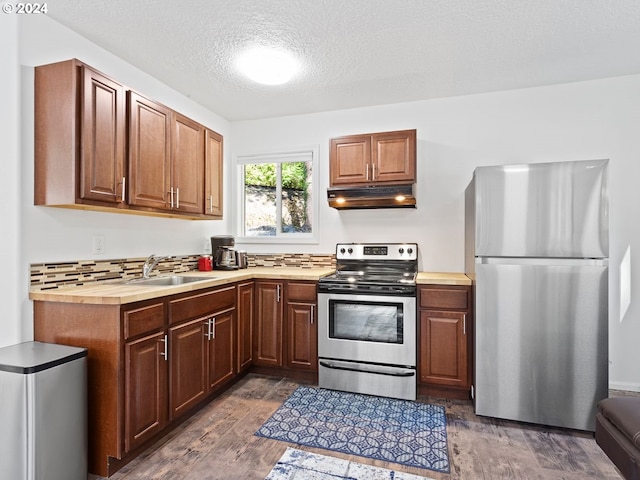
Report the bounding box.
[211,235,238,270]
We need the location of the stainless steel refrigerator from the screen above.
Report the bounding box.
[465,159,609,431]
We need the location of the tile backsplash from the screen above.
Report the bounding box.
[30,253,335,290]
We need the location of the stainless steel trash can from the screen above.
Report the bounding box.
[0,341,87,480]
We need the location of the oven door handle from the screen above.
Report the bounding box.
[319,360,415,377]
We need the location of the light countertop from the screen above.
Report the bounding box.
[416,272,471,286]
[30,267,471,305]
[29,267,334,305]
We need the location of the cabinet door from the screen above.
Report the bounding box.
[208,309,235,392]
[329,134,371,186]
[286,302,317,371]
[254,282,284,366]
[80,66,126,203]
[371,130,416,184]
[237,282,254,372]
[128,91,172,210]
[124,331,167,453]
[419,310,468,388]
[169,317,208,420]
[204,129,224,217]
[172,113,204,214]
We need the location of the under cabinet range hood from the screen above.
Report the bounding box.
[327,184,416,209]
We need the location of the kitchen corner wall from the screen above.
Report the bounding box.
[8,15,640,390]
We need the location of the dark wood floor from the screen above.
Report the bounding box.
[94,374,623,480]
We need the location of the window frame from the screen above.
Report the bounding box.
[234,145,319,244]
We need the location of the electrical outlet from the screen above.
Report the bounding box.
[92,235,105,255]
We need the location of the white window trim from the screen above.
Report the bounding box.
[234,145,319,244]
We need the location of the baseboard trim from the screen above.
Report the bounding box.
[609,381,640,393]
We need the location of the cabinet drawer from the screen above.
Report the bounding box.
[169,285,235,324]
[287,282,317,302]
[419,287,468,310]
[124,302,165,339]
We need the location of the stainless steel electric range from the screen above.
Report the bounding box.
[317,243,418,400]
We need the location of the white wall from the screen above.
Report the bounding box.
[0,13,22,347]
[10,15,233,346]
[232,77,640,391]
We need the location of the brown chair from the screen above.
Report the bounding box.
[595,396,640,480]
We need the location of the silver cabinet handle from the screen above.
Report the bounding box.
[311,305,315,324]
[175,187,180,208]
[205,318,211,340]
[463,314,467,336]
[121,176,126,201]
[169,188,174,208]
[371,163,376,180]
[366,164,369,181]
[160,334,168,361]
[209,195,213,213]
[276,285,281,303]
[211,317,215,339]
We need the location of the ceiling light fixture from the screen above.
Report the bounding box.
[236,46,299,85]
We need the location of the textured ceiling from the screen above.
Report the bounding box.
[47,0,640,121]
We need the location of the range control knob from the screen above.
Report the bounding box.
[339,248,346,254]
[348,248,353,254]
[399,247,405,254]
[407,247,413,254]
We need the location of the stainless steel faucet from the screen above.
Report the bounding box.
[142,254,169,278]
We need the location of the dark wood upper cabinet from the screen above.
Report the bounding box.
[204,129,223,217]
[329,129,416,186]
[127,91,172,210]
[81,66,126,203]
[35,58,223,220]
[171,113,205,214]
[35,59,126,207]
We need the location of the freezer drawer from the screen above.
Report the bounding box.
[474,261,608,431]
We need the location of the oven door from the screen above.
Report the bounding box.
[317,292,416,367]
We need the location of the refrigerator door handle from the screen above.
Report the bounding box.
[476,257,608,267]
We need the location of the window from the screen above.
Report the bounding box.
[236,146,318,243]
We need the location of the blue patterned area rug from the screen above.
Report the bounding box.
[255,386,449,474]
[265,447,435,480]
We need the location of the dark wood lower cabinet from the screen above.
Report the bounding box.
[33,284,240,478]
[207,308,235,390]
[236,282,254,372]
[254,281,284,367]
[125,331,168,452]
[32,278,324,477]
[169,317,207,420]
[418,284,473,399]
[286,302,316,370]
[419,310,468,387]
[253,281,318,379]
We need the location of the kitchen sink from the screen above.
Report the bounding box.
[124,275,213,286]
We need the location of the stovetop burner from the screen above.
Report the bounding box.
[319,243,418,295]
[325,270,417,284]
